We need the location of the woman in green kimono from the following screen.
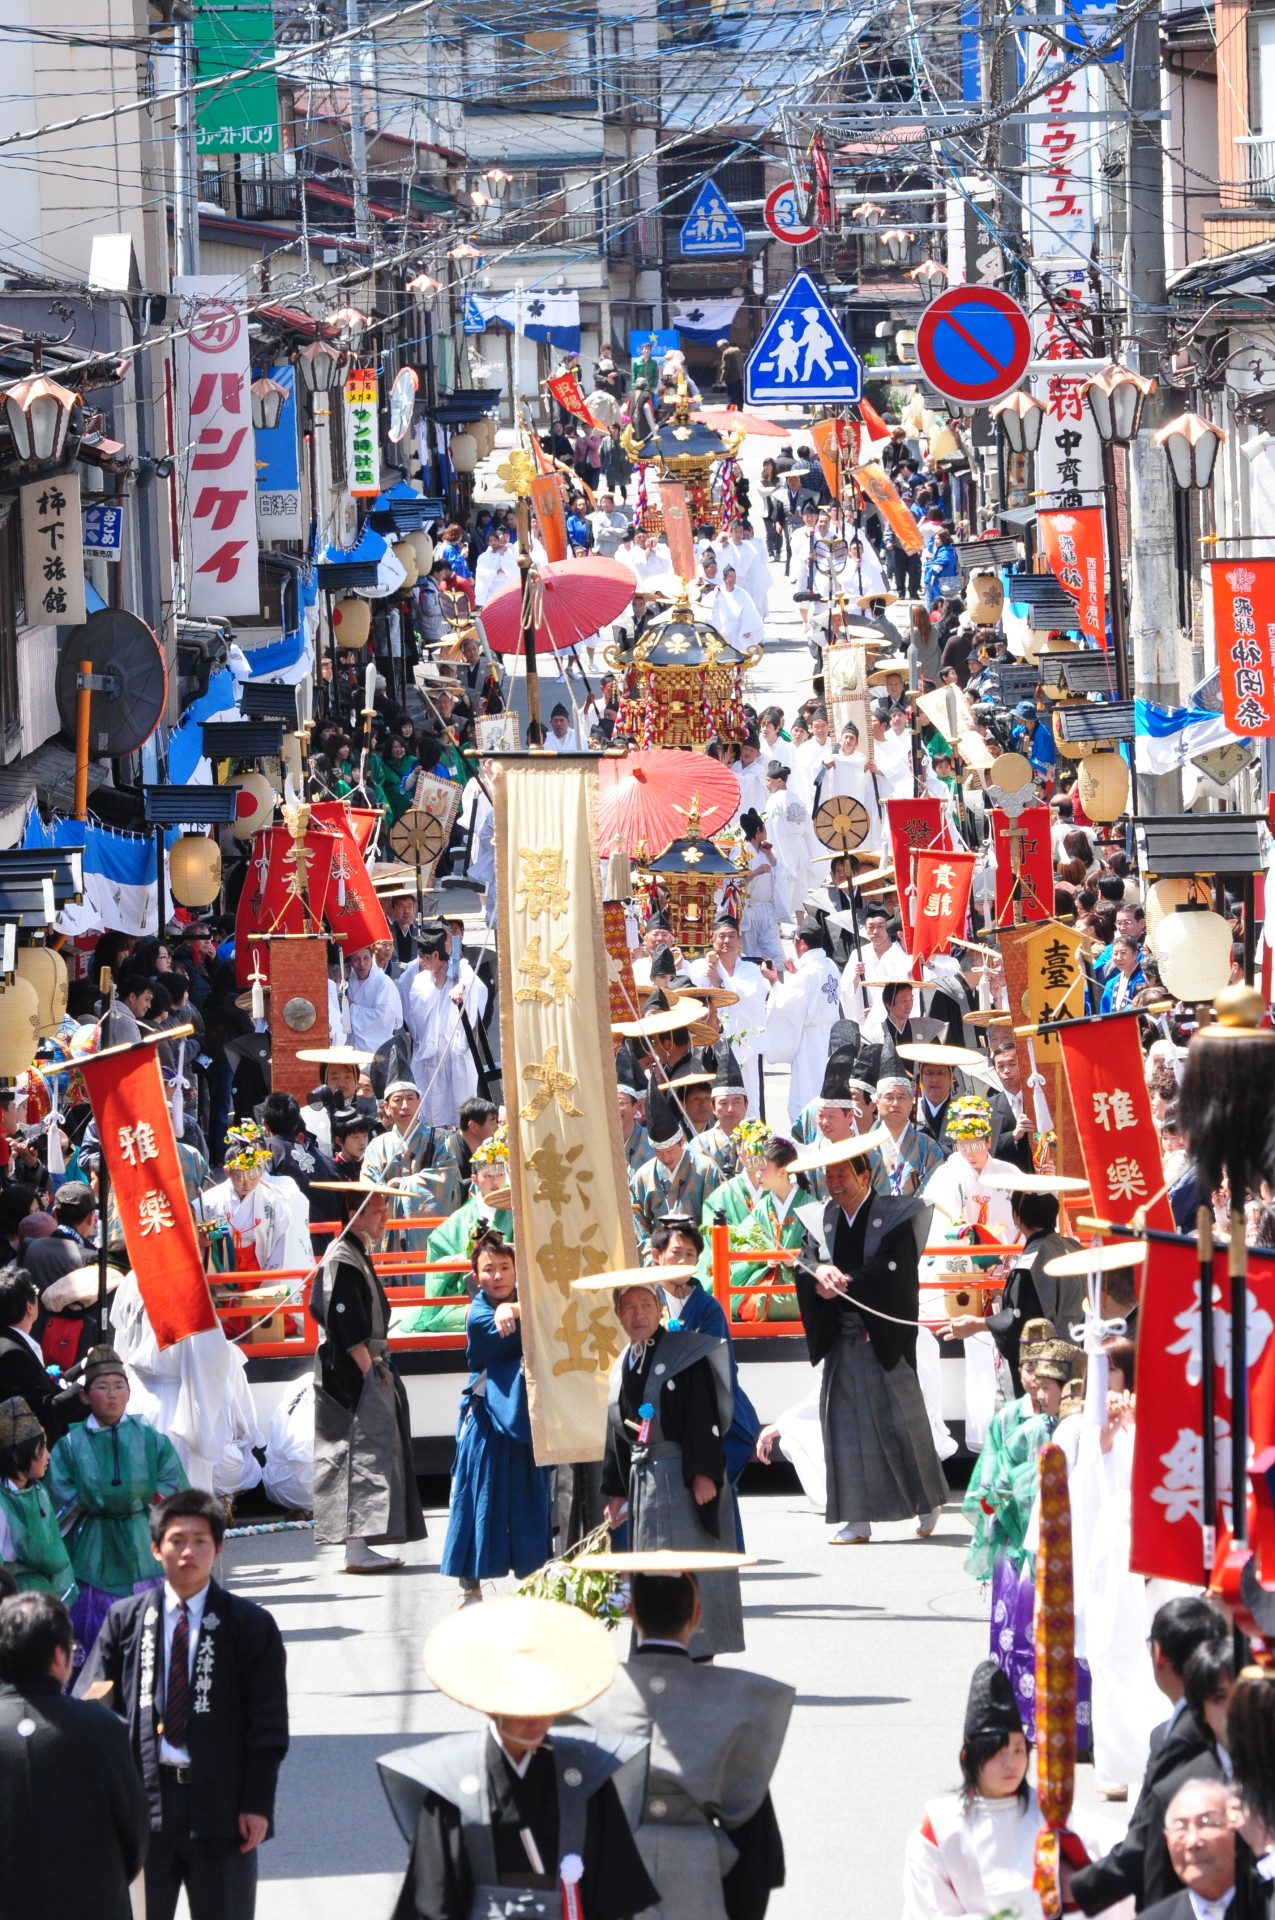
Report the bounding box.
[0,1395,77,1605]
[699,1127,806,1323]
[369,733,419,827]
[47,1345,186,1661]
[960,1317,1056,1582]
[400,1129,513,1333]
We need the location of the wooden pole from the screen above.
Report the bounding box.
[516,496,542,746]
[73,658,92,820]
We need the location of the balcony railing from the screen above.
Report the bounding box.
[601,59,660,119]
[606,215,663,264]
[199,170,300,222]
[1237,135,1275,199]
[490,211,600,249]
[467,65,597,108]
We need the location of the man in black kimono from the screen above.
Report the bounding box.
[792,1131,948,1544]
[379,1594,657,1920]
[78,1488,289,1920]
[590,1274,743,1657]
[308,1180,426,1573]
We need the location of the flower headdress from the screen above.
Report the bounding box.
[223,1120,272,1173]
[472,1125,509,1167]
[945,1095,992,1142]
[731,1117,773,1157]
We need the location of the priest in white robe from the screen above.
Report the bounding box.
[763,920,842,1126]
[401,920,489,1123]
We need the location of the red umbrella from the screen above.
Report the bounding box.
[478,557,638,656]
[598,751,740,856]
[692,406,800,438]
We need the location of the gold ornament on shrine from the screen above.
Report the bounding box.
[495,450,535,499]
[620,376,744,535]
[608,589,760,749]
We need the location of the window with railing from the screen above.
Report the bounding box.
[466,27,596,105]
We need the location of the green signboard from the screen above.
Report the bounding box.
[194,6,281,156]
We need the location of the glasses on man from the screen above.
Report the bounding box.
[1165,1813,1229,1836]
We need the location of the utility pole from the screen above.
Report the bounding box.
[172,12,201,276]
[1125,0,1182,812]
[346,0,373,245]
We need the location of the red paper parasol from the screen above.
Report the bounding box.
[598,750,741,855]
[692,406,795,438]
[478,557,638,656]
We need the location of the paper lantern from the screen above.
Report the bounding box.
[392,540,419,589]
[15,945,68,1038]
[332,596,371,648]
[449,432,478,474]
[0,975,40,1080]
[967,570,1004,626]
[1154,906,1233,1003]
[169,833,222,909]
[1077,752,1129,822]
[406,530,434,574]
[230,771,276,841]
[1145,876,1199,949]
[472,417,497,458]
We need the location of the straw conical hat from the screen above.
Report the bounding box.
[423,1595,618,1718]
[1044,1240,1149,1277]
[572,1549,756,1573]
[788,1125,890,1173]
[295,1045,375,1067]
[979,1169,1089,1194]
[570,1263,696,1293]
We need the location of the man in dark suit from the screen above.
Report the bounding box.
[0,1589,149,1919]
[79,1487,289,1920]
[1135,1777,1236,1920]
[1071,1596,1228,1913]
[0,1263,72,1443]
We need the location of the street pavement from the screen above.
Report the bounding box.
[193,444,1130,1917]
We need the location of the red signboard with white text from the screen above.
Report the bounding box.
[173,276,261,618]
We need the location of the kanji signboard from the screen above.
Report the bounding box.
[1210,558,1275,736]
[21,472,85,626]
[173,276,261,617]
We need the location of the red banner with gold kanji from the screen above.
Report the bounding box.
[546,369,603,431]
[1057,1012,1172,1231]
[1131,1239,1275,1582]
[1209,558,1275,736]
[1039,507,1106,648]
[886,795,948,953]
[991,805,1054,926]
[80,1044,216,1348]
[912,848,976,962]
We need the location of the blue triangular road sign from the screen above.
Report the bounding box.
[679,179,746,257]
[745,270,863,404]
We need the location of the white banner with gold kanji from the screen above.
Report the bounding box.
[495,759,636,1463]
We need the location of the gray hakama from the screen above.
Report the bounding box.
[821,1312,949,1525]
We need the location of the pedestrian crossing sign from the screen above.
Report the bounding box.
[745,270,863,404]
[679,179,746,257]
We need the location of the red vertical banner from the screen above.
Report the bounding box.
[1038,507,1106,648]
[1209,558,1275,736]
[79,1044,217,1348]
[545,369,603,430]
[885,796,947,952]
[1130,1240,1275,1582]
[810,419,846,502]
[1057,1012,1173,1231]
[912,849,976,961]
[660,481,698,582]
[991,805,1054,926]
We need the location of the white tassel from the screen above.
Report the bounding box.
[46,1110,64,1178]
[171,1043,186,1140]
[250,946,266,1023]
[1025,1037,1053,1132]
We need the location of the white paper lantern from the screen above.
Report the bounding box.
[1154,906,1233,1003]
[169,834,222,909]
[406,530,434,574]
[1145,877,1198,950]
[449,432,478,474]
[15,946,67,1038]
[967,570,1004,626]
[332,596,372,648]
[0,976,40,1079]
[1077,752,1129,823]
[392,540,420,589]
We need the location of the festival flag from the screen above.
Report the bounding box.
[234,823,390,983]
[530,473,569,561]
[311,800,380,858]
[911,848,976,961]
[1130,1239,1275,1583]
[1210,558,1275,736]
[885,795,948,952]
[852,461,923,555]
[990,805,1054,926]
[1022,921,1086,1061]
[495,761,634,1464]
[1038,508,1106,648]
[79,1042,217,1348]
[1057,1012,1173,1230]
[659,480,698,582]
[546,368,603,431]
[810,419,847,502]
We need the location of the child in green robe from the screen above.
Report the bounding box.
[48,1345,186,1660]
[0,1395,77,1606]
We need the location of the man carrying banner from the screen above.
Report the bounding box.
[308,1179,426,1575]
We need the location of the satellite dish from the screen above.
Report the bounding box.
[56,610,167,757]
[388,367,419,444]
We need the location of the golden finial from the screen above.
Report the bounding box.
[496,450,535,499]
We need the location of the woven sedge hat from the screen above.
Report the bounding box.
[571,1263,696,1295]
[423,1594,618,1718]
[788,1125,891,1174]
